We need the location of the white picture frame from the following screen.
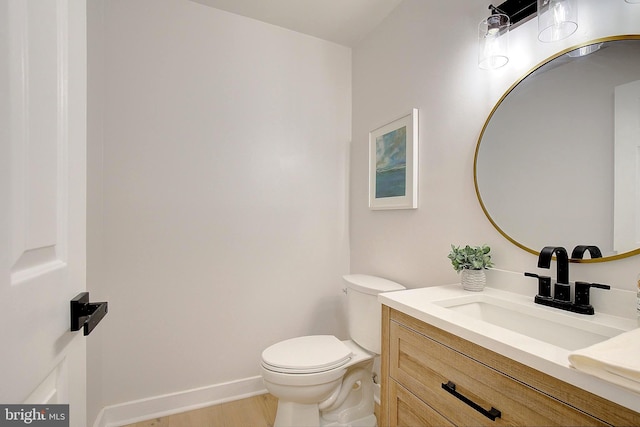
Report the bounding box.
[368,109,418,210]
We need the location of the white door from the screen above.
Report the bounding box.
[0,0,87,426]
[614,79,640,254]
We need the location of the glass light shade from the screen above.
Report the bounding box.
[478,14,510,70]
[625,0,640,3]
[538,0,578,42]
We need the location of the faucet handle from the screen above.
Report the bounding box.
[524,272,552,299]
[574,281,611,310]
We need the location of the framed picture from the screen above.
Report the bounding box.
[369,109,418,210]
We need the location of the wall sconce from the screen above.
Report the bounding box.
[478,10,510,69]
[480,0,580,69]
[538,0,578,42]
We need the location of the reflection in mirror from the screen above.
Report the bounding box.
[475,37,640,262]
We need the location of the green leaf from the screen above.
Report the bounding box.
[448,244,493,272]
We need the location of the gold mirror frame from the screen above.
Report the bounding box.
[474,35,640,263]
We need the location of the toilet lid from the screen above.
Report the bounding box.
[261,335,352,374]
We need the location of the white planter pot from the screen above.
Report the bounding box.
[461,269,486,292]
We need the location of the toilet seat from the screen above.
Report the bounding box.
[261,335,352,374]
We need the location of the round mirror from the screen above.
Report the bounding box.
[475,36,640,262]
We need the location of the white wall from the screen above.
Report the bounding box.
[87,0,105,423]
[87,0,351,419]
[350,0,640,291]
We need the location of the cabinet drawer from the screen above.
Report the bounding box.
[389,379,455,427]
[390,321,606,426]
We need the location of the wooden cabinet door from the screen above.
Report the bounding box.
[389,380,455,427]
[389,322,605,427]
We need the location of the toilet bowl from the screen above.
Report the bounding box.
[260,275,406,427]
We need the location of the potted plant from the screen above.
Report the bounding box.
[448,244,494,291]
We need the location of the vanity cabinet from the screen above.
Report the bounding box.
[381,306,640,427]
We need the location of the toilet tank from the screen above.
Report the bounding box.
[343,274,406,355]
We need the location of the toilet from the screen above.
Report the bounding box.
[260,274,406,427]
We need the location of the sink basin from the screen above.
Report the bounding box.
[433,293,626,351]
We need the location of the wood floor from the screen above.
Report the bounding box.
[122,393,380,427]
[122,394,278,427]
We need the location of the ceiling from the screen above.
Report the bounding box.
[189,0,404,47]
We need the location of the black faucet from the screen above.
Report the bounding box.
[525,246,610,315]
[537,246,569,284]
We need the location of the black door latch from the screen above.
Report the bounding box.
[70,292,108,336]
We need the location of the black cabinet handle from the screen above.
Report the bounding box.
[441,381,501,421]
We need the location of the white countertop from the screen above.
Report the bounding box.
[379,284,640,413]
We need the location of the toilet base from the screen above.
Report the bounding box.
[274,401,321,427]
[273,401,377,427]
[321,413,377,427]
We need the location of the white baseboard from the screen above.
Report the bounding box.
[93,376,267,427]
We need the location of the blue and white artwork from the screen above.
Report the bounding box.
[375,126,407,198]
